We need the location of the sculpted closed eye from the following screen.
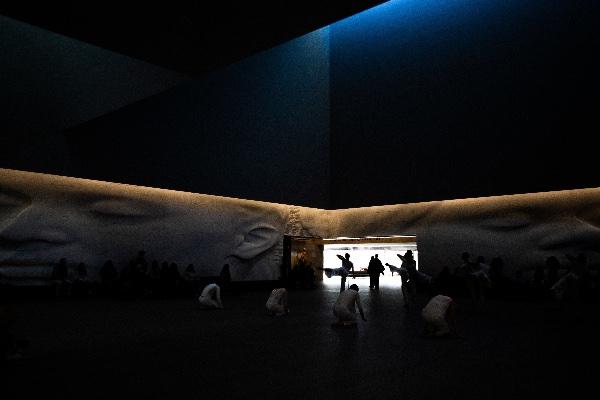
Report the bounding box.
[478,213,533,231]
[0,189,30,208]
[575,205,600,227]
[89,199,153,218]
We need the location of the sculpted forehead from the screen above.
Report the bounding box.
[0,168,288,220]
[425,189,600,222]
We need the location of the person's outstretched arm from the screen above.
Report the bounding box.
[397,254,406,262]
[337,254,344,261]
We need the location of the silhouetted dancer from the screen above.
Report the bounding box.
[321,253,353,292]
[386,262,414,308]
[397,249,433,293]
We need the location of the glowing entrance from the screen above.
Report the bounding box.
[321,236,417,289]
[284,235,417,289]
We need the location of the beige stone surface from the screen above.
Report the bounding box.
[2,168,599,283]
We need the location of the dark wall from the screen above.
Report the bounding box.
[66,30,330,208]
[0,16,186,175]
[330,0,599,208]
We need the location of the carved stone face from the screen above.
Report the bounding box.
[422,191,600,272]
[0,169,287,283]
[329,189,600,274]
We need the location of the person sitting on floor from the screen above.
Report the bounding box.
[332,284,366,326]
[265,288,289,316]
[421,294,458,338]
[198,283,223,309]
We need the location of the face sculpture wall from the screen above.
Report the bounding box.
[0,168,300,284]
[329,189,600,275]
[3,168,600,285]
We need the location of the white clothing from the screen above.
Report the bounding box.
[198,283,223,309]
[551,272,578,301]
[421,295,453,335]
[333,289,363,322]
[266,288,288,315]
[323,267,348,279]
[472,269,491,288]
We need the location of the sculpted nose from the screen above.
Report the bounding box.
[0,205,70,245]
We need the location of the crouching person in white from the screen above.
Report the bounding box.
[421,294,457,338]
[266,288,289,316]
[198,283,223,309]
[333,284,366,326]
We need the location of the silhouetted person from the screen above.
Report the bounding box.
[132,250,148,271]
[336,253,354,292]
[552,253,590,302]
[51,258,71,298]
[183,264,199,295]
[386,262,414,309]
[198,283,223,309]
[398,250,417,278]
[468,258,491,307]
[148,260,161,297]
[436,266,453,296]
[73,262,90,297]
[168,263,181,297]
[476,256,491,275]
[99,260,118,296]
[398,250,432,293]
[368,254,385,290]
[454,252,476,298]
[332,284,366,326]
[158,261,170,297]
[367,256,375,289]
[266,288,289,316]
[184,264,197,279]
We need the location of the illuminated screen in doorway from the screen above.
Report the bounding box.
[322,236,417,289]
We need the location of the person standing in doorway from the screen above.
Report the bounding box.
[336,253,354,292]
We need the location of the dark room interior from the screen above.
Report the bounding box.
[1,1,599,399]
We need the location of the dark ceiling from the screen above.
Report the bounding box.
[0,1,388,76]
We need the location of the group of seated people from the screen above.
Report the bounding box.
[196,283,289,316]
[47,250,233,300]
[432,252,600,305]
[210,281,455,339]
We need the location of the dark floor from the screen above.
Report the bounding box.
[3,279,599,400]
